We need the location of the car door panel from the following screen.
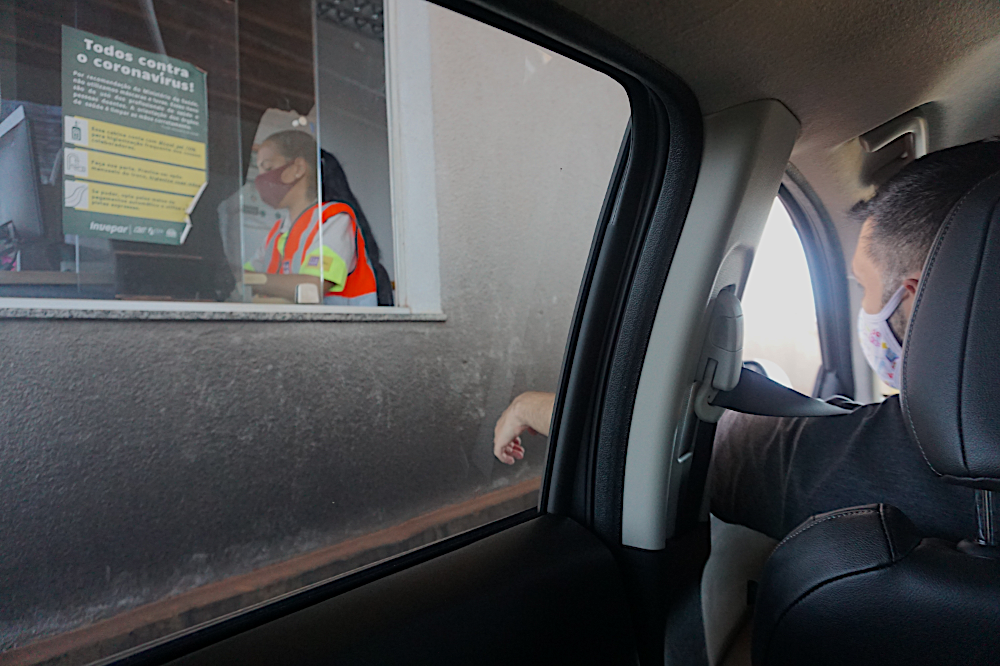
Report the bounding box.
[166,515,638,666]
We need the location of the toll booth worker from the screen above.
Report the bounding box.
[246,130,378,306]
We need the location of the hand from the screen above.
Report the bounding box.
[493,391,555,465]
[495,436,527,466]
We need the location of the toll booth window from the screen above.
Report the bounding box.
[0,2,244,305]
[0,0,398,310]
[0,0,630,662]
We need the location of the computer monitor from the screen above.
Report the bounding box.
[0,105,45,240]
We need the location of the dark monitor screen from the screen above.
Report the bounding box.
[0,106,45,240]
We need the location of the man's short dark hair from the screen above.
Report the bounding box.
[852,139,1000,302]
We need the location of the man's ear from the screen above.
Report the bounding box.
[902,272,921,298]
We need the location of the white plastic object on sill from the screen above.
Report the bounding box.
[294,283,321,304]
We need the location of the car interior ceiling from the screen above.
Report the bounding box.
[553,0,1000,243]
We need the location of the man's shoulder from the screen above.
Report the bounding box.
[788,394,904,432]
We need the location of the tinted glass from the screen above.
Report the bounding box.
[0,0,630,662]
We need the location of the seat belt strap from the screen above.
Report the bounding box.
[710,367,855,417]
[694,287,859,421]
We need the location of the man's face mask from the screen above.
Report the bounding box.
[857,285,907,389]
[254,161,299,209]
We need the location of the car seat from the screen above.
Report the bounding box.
[750,171,1000,665]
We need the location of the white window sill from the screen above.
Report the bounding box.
[0,298,447,322]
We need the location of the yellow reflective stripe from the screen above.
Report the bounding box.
[299,246,348,290]
[276,233,287,256]
[243,261,255,272]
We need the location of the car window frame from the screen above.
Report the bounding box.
[69,0,702,664]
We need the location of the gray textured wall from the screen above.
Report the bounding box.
[0,5,629,649]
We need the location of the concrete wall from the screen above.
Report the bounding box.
[0,3,629,650]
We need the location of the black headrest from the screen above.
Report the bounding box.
[902,171,1000,490]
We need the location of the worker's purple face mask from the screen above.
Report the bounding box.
[255,162,299,209]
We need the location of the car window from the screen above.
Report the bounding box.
[741,197,822,394]
[0,0,630,662]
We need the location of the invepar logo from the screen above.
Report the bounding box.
[89,220,131,235]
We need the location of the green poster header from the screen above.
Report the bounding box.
[61,26,207,142]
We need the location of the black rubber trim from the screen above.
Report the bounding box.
[103,508,539,666]
[780,166,856,399]
[589,84,702,542]
[541,120,632,517]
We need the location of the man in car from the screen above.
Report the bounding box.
[494,139,1000,542]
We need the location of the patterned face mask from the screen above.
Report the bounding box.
[857,286,907,389]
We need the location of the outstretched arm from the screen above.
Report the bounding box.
[493,391,556,464]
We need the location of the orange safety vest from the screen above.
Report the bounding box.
[262,202,377,299]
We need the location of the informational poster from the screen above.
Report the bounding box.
[61,26,208,245]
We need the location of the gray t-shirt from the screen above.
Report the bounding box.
[709,395,977,542]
